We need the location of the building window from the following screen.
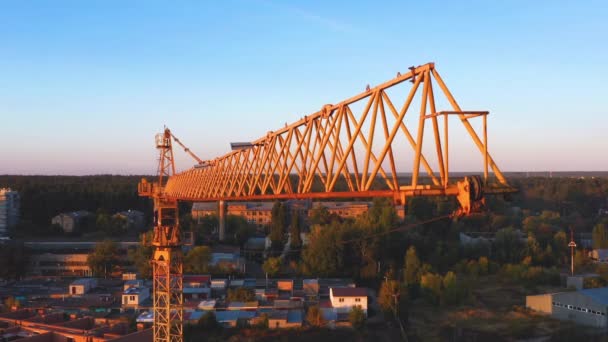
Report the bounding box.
[339,298,344,302]
[130,295,135,301]
[355,298,361,302]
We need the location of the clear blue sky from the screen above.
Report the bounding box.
[1,0,606,175]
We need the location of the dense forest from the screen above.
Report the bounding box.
[0,175,155,237]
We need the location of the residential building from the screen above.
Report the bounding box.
[122,286,150,308]
[329,287,368,315]
[526,287,608,329]
[0,188,19,237]
[227,301,259,311]
[197,299,217,310]
[243,237,266,261]
[69,278,98,295]
[578,232,593,249]
[51,210,93,233]
[211,245,244,272]
[303,279,320,302]
[312,201,371,219]
[124,280,145,291]
[122,272,138,281]
[113,210,145,231]
[183,275,211,300]
[192,201,274,228]
[192,200,402,230]
[211,279,228,291]
[215,310,256,328]
[265,310,303,329]
[230,202,274,227]
[191,202,217,220]
[590,249,608,263]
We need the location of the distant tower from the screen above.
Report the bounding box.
[568,229,577,276]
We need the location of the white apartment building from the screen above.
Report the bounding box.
[0,188,19,237]
[329,287,368,315]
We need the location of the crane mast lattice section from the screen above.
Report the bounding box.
[140,129,184,342]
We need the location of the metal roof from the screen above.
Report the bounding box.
[330,287,367,297]
[215,310,256,322]
[579,287,608,305]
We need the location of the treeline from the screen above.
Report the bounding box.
[0,175,153,236]
[510,177,608,220]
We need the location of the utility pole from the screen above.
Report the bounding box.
[568,229,577,276]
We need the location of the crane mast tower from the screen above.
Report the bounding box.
[139,129,183,342]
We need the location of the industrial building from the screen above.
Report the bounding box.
[0,188,19,237]
[191,200,377,228]
[526,287,608,329]
[26,241,138,276]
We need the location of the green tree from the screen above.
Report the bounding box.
[348,305,366,330]
[184,246,211,274]
[524,233,541,263]
[378,278,400,315]
[552,230,568,263]
[301,224,343,277]
[420,272,443,304]
[478,256,489,275]
[263,257,281,278]
[309,205,332,225]
[441,271,468,306]
[128,233,153,279]
[0,241,29,280]
[227,287,255,302]
[404,246,421,286]
[522,216,541,233]
[593,223,608,249]
[289,213,303,250]
[306,305,325,327]
[193,215,218,244]
[87,240,119,278]
[494,227,523,263]
[197,311,220,331]
[574,249,591,271]
[270,201,288,252]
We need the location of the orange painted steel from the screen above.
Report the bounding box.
[163,63,515,204]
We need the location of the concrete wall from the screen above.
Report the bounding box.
[567,276,584,290]
[526,294,553,314]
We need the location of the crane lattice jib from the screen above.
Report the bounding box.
[163,63,515,205]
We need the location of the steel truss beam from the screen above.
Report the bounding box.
[164,63,514,203]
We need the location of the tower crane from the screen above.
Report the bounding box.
[138,62,517,342]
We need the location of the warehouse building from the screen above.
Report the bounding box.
[526,287,608,329]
